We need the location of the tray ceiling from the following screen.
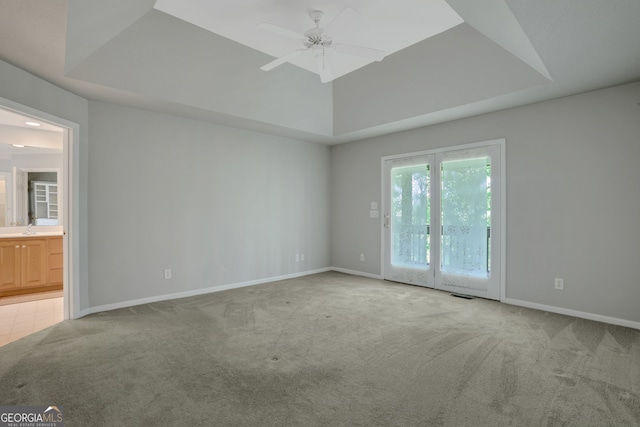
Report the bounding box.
[153,0,464,81]
[1,0,639,144]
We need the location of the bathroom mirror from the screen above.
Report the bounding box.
[0,108,64,228]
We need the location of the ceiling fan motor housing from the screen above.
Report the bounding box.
[310,10,324,25]
[304,32,332,49]
[304,10,332,49]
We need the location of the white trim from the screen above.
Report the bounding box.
[75,266,640,330]
[503,298,640,330]
[331,267,383,280]
[380,139,506,162]
[500,140,507,305]
[78,268,331,317]
[328,269,639,330]
[379,156,386,283]
[0,96,80,321]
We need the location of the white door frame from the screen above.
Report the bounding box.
[0,96,81,319]
[0,172,11,226]
[380,139,506,301]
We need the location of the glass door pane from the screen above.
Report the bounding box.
[440,156,490,277]
[434,145,501,299]
[391,164,430,269]
[383,155,434,287]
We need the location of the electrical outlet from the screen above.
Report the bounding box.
[295,254,300,262]
[554,278,564,290]
[360,254,365,261]
[164,269,172,280]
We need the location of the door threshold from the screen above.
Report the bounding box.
[451,293,476,300]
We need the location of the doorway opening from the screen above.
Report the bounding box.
[0,99,78,346]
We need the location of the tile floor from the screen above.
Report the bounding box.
[0,297,63,347]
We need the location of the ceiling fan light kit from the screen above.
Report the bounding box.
[259,8,386,83]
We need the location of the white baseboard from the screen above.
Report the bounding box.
[77,269,638,331]
[329,270,640,330]
[330,267,383,280]
[502,298,640,330]
[77,307,92,318]
[79,268,331,317]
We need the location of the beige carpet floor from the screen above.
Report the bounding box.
[0,272,638,426]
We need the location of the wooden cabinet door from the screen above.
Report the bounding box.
[0,240,21,290]
[20,239,48,288]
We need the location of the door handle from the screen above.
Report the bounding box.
[384,214,390,229]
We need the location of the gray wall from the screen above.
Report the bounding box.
[331,82,640,323]
[88,101,330,306]
[3,56,639,325]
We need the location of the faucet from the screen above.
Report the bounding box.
[24,223,35,235]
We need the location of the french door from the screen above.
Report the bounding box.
[382,142,503,300]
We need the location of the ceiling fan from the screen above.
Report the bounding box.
[259,8,386,83]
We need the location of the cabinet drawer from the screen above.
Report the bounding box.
[48,237,63,285]
[49,253,63,269]
[48,237,63,254]
[49,269,63,285]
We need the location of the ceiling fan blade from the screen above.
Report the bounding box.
[260,49,306,71]
[258,22,305,40]
[324,7,360,36]
[314,51,333,83]
[334,43,385,62]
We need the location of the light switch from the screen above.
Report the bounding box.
[370,202,378,210]
[370,210,379,218]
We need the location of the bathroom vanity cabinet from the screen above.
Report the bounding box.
[0,235,63,297]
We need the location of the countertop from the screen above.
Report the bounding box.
[0,232,63,239]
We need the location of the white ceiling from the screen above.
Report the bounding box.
[0,109,64,156]
[0,108,64,133]
[0,0,639,145]
[0,142,62,157]
[0,108,64,160]
[153,0,463,81]
[0,107,64,156]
